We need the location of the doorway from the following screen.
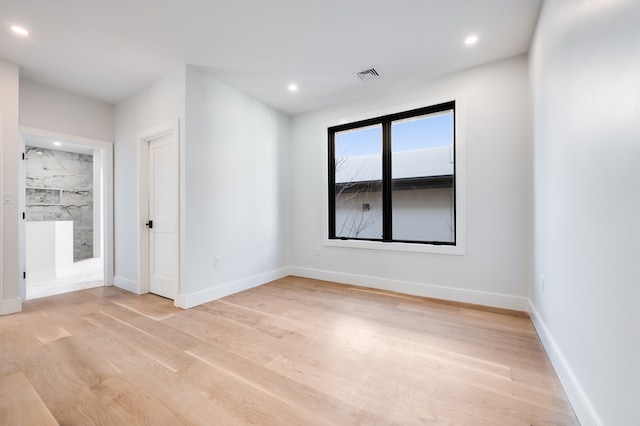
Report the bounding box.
[19,127,114,300]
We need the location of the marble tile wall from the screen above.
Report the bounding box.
[25,146,94,261]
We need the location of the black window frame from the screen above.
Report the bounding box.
[328,100,456,246]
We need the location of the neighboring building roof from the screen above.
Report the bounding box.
[335,146,453,183]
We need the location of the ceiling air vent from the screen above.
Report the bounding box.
[356,68,380,81]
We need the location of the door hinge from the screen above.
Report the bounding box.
[23,271,26,279]
[23,212,26,220]
[22,152,25,160]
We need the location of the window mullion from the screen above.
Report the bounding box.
[328,130,336,239]
[382,121,392,241]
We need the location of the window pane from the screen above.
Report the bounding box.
[334,125,383,239]
[391,110,454,242]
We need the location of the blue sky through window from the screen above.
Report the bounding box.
[335,111,453,157]
[335,125,382,157]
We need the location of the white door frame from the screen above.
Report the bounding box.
[18,126,115,298]
[137,120,182,304]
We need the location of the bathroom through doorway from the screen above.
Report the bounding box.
[19,128,113,300]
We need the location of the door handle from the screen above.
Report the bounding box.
[146,220,153,229]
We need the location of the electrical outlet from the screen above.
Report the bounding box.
[214,256,221,267]
[315,246,321,256]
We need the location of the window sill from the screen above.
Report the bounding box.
[323,238,465,255]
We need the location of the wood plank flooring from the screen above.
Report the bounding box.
[0,276,579,425]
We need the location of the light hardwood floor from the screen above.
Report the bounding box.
[0,276,578,425]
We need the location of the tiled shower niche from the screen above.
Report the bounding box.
[26,188,61,204]
[25,146,94,261]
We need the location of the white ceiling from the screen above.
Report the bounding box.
[0,0,542,115]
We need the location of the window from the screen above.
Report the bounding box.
[328,101,456,245]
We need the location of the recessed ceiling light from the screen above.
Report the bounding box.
[465,35,478,46]
[10,25,29,37]
[288,83,298,92]
[53,141,62,146]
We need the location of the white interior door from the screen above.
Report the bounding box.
[148,132,179,300]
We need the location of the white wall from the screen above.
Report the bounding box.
[113,65,186,291]
[290,55,532,309]
[181,66,290,306]
[529,1,640,425]
[20,78,114,142]
[0,59,21,314]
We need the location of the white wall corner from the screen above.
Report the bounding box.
[0,297,22,316]
[113,275,140,294]
[290,267,529,312]
[528,300,602,426]
[178,267,292,309]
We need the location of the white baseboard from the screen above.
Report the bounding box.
[290,266,529,312]
[113,275,139,294]
[176,267,292,309]
[528,301,601,426]
[0,297,22,315]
